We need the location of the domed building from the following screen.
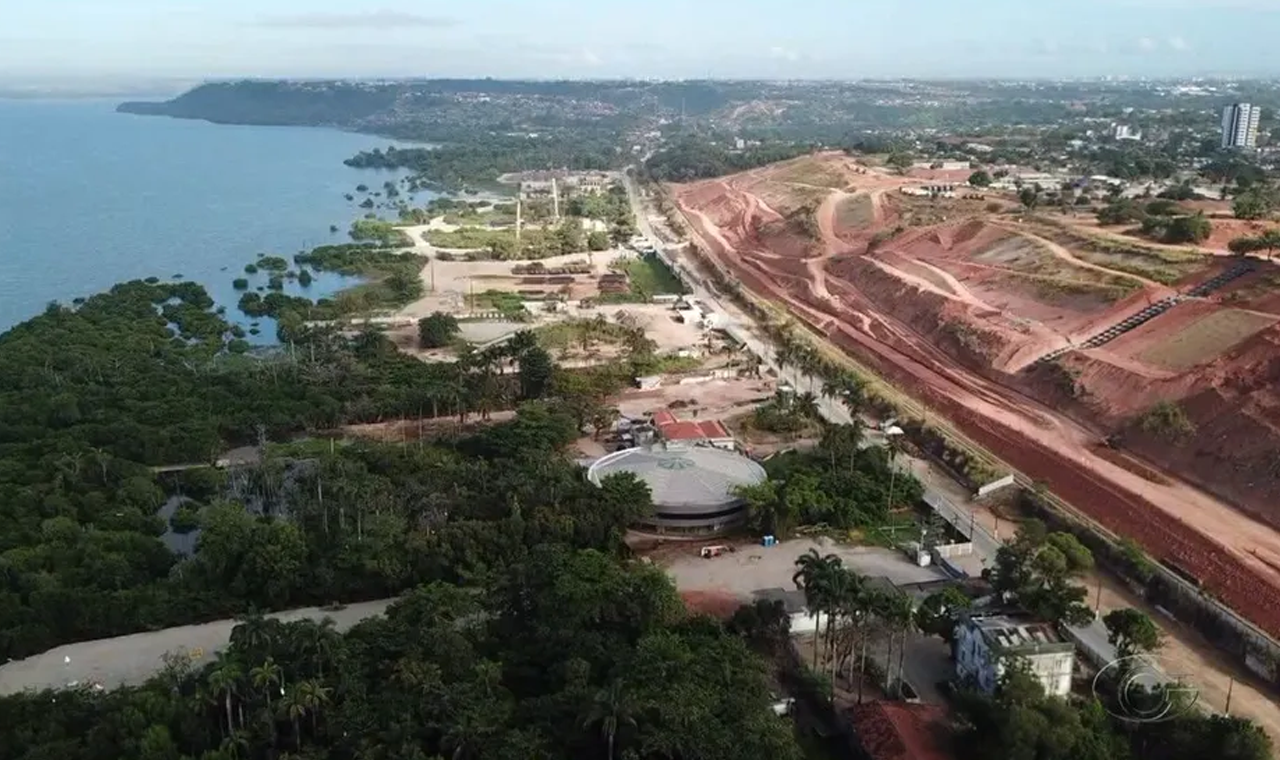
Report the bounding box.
[586,442,767,536]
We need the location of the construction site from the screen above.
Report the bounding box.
[669,151,1280,640]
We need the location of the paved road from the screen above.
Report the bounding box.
[0,599,395,695]
[625,175,1133,676]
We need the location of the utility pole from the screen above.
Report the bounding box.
[1094,575,1103,613]
[515,197,523,242]
[1225,677,1235,715]
[552,178,560,222]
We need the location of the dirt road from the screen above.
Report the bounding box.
[670,164,1280,640]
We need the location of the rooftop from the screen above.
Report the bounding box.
[586,443,766,510]
[847,701,954,760]
[652,411,732,441]
[964,614,1072,653]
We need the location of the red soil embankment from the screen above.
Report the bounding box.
[672,167,1280,639]
[819,321,1280,639]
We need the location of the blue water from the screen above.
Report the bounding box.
[0,99,422,338]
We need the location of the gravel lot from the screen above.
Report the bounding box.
[662,537,947,599]
[0,599,394,695]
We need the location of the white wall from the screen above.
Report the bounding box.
[954,623,1073,697]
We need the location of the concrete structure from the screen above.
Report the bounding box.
[1114,124,1142,141]
[954,613,1075,697]
[586,442,765,535]
[1222,103,1262,149]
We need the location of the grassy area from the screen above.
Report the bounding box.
[425,226,517,250]
[466,289,528,318]
[1136,309,1276,370]
[834,193,876,229]
[617,253,687,296]
[774,157,848,189]
[534,318,637,350]
[1033,221,1209,285]
[350,218,411,246]
[1022,273,1138,303]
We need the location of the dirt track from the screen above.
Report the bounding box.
[671,154,1280,639]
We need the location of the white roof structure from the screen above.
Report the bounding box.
[586,444,766,512]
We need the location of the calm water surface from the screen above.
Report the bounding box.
[0,99,417,337]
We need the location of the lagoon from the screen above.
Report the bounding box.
[0,99,417,337]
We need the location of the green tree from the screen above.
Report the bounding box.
[914,586,971,643]
[885,151,914,174]
[968,170,992,187]
[990,521,1095,627]
[418,312,461,348]
[1164,212,1212,244]
[587,230,610,251]
[793,549,842,667]
[1019,186,1040,210]
[1233,189,1273,221]
[1103,608,1162,659]
[519,345,554,400]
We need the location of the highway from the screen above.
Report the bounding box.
[623,173,1132,675]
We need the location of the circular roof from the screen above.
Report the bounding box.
[587,444,767,512]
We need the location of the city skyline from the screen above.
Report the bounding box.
[8,0,1280,91]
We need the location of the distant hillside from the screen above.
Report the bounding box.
[117,80,404,129]
[115,79,748,141]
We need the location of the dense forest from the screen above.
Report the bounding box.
[344,137,622,191]
[640,138,817,182]
[0,280,648,660]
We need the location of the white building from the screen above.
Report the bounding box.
[1114,124,1142,141]
[1222,103,1261,149]
[954,614,1075,697]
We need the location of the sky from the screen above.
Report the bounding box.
[6,0,1280,87]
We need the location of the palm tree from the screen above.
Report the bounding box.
[793,549,842,667]
[890,595,916,697]
[297,618,339,679]
[250,657,283,710]
[794,392,821,422]
[220,729,251,760]
[296,679,331,734]
[884,436,903,514]
[823,568,863,678]
[582,680,636,760]
[231,613,278,656]
[207,653,244,737]
[277,686,307,750]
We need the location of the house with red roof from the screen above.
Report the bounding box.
[651,410,736,450]
[846,701,955,760]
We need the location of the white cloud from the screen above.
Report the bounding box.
[254,10,458,30]
[1168,35,1190,51]
[769,46,800,62]
[1137,36,1158,52]
[580,49,602,66]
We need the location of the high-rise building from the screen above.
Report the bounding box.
[1221,103,1262,149]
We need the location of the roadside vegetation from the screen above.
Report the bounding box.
[1136,400,1196,439]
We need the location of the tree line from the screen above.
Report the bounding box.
[640,137,818,183]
